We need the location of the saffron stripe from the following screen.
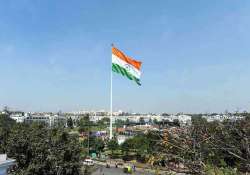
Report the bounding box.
[112,47,142,71]
[112,54,141,79]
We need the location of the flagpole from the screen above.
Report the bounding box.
[110,44,113,139]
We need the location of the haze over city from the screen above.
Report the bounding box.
[1,0,250,113]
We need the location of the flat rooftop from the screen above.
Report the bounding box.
[0,154,15,168]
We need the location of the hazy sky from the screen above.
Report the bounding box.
[0,0,250,113]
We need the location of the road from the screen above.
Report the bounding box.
[92,165,154,175]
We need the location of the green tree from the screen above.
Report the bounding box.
[125,118,130,125]
[139,117,145,125]
[173,119,180,127]
[93,138,105,155]
[83,136,105,156]
[100,117,110,124]
[107,139,119,156]
[5,123,81,175]
[121,132,160,162]
[67,117,74,129]
[153,118,158,124]
[96,117,110,129]
[115,119,125,128]
[0,114,16,153]
[78,115,92,133]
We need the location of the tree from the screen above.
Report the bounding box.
[3,123,81,175]
[0,114,16,153]
[149,118,152,124]
[133,135,150,159]
[121,139,133,156]
[107,139,119,156]
[83,136,105,156]
[115,119,126,128]
[125,118,130,125]
[96,117,110,129]
[100,117,110,124]
[173,119,180,127]
[158,116,250,173]
[93,138,105,155]
[139,117,145,125]
[153,118,158,124]
[120,132,161,162]
[67,117,73,129]
[78,115,92,133]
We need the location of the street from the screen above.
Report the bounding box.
[92,165,154,175]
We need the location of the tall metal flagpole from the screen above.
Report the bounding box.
[110,44,113,139]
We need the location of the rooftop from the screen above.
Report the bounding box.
[0,154,15,168]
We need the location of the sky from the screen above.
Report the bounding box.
[0,0,250,113]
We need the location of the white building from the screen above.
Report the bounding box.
[0,154,15,175]
[24,114,66,127]
[10,113,29,123]
[162,114,192,125]
[203,114,245,122]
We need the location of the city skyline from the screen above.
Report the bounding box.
[1,1,250,113]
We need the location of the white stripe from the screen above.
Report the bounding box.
[112,54,141,79]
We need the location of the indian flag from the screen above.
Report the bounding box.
[112,46,142,86]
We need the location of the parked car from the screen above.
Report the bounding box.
[83,158,94,166]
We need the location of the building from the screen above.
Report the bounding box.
[162,114,192,126]
[10,113,28,123]
[202,114,245,122]
[0,154,15,175]
[25,114,66,127]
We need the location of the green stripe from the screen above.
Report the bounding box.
[112,63,141,86]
